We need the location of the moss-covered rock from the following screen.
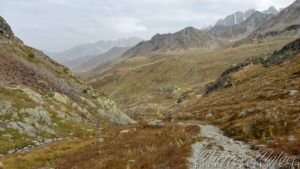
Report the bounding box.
[53,92,69,104]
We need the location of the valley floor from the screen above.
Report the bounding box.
[1,121,294,169]
[0,121,201,169]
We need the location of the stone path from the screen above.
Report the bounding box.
[181,122,281,169]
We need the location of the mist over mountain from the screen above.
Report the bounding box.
[74,47,130,72]
[248,0,300,38]
[0,0,299,168]
[47,37,143,69]
[206,7,279,36]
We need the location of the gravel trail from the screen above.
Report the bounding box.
[182,122,281,169]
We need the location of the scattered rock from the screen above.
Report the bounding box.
[32,140,40,146]
[288,135,295,142]
[267,140,276,145]
[56,137,63,141]
[0,100,13,116]
[176,98,183,104]
[86,129,94,132]
[97,128,103,133]
[205,113,212,118]
[2,134,12,138]
[247,109,254,113]
[120,129,130,134]
[0,161,3,167]
[292,116,300,122]
[238,111,246,117]
[147,119,165,126]
[7,149,15,154]
[44,139,53,144]
[128,160,136,163]
[7,121,37,136]
[196,95,202,98]
[20,88,45,104]
[288,90,298,96]
[20,106,52,124]
[53,92,69,104]
[255,144,266,149]
[97,138,104,142]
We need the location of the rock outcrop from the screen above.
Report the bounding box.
[0,16,134,155]
[204,38,300,95]
[0,16,14,39]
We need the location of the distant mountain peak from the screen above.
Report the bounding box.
[208,6,279,31]
[215,9,256,27]
[48,37,143,69]
[263,6,279,15]
[183,26,198,30]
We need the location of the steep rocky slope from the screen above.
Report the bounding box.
[239,0,300,43]
[167,38,300,156]
[214,9,256,27]
[0,16,134,155]
[121,27,224,58]
[207,7,278,41]
[211,11,275,41]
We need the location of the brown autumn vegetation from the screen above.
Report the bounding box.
[169,52,300,156]
[1,122,200,169]
[86,39,296,120]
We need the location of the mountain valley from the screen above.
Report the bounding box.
[0,1,300,169]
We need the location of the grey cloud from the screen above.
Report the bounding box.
[0,0,295,52]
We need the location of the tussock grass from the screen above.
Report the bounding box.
[1,122,200,169]
[171,52,300,156]
[87,39,295,120]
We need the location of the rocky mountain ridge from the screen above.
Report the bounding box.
[215,9,256,27]
[121,27,223,58]
[207,7,278,32]
[210,11,275,41]
[238,0,300,43]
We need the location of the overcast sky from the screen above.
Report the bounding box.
[0,0,295,52]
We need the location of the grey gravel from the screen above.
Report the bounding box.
[185,123,280,169]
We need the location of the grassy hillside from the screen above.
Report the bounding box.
[86,39,296,120]
[1,121,200,169]
[168,41,300,156]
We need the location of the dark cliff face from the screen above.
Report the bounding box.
[0,16,14,39]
